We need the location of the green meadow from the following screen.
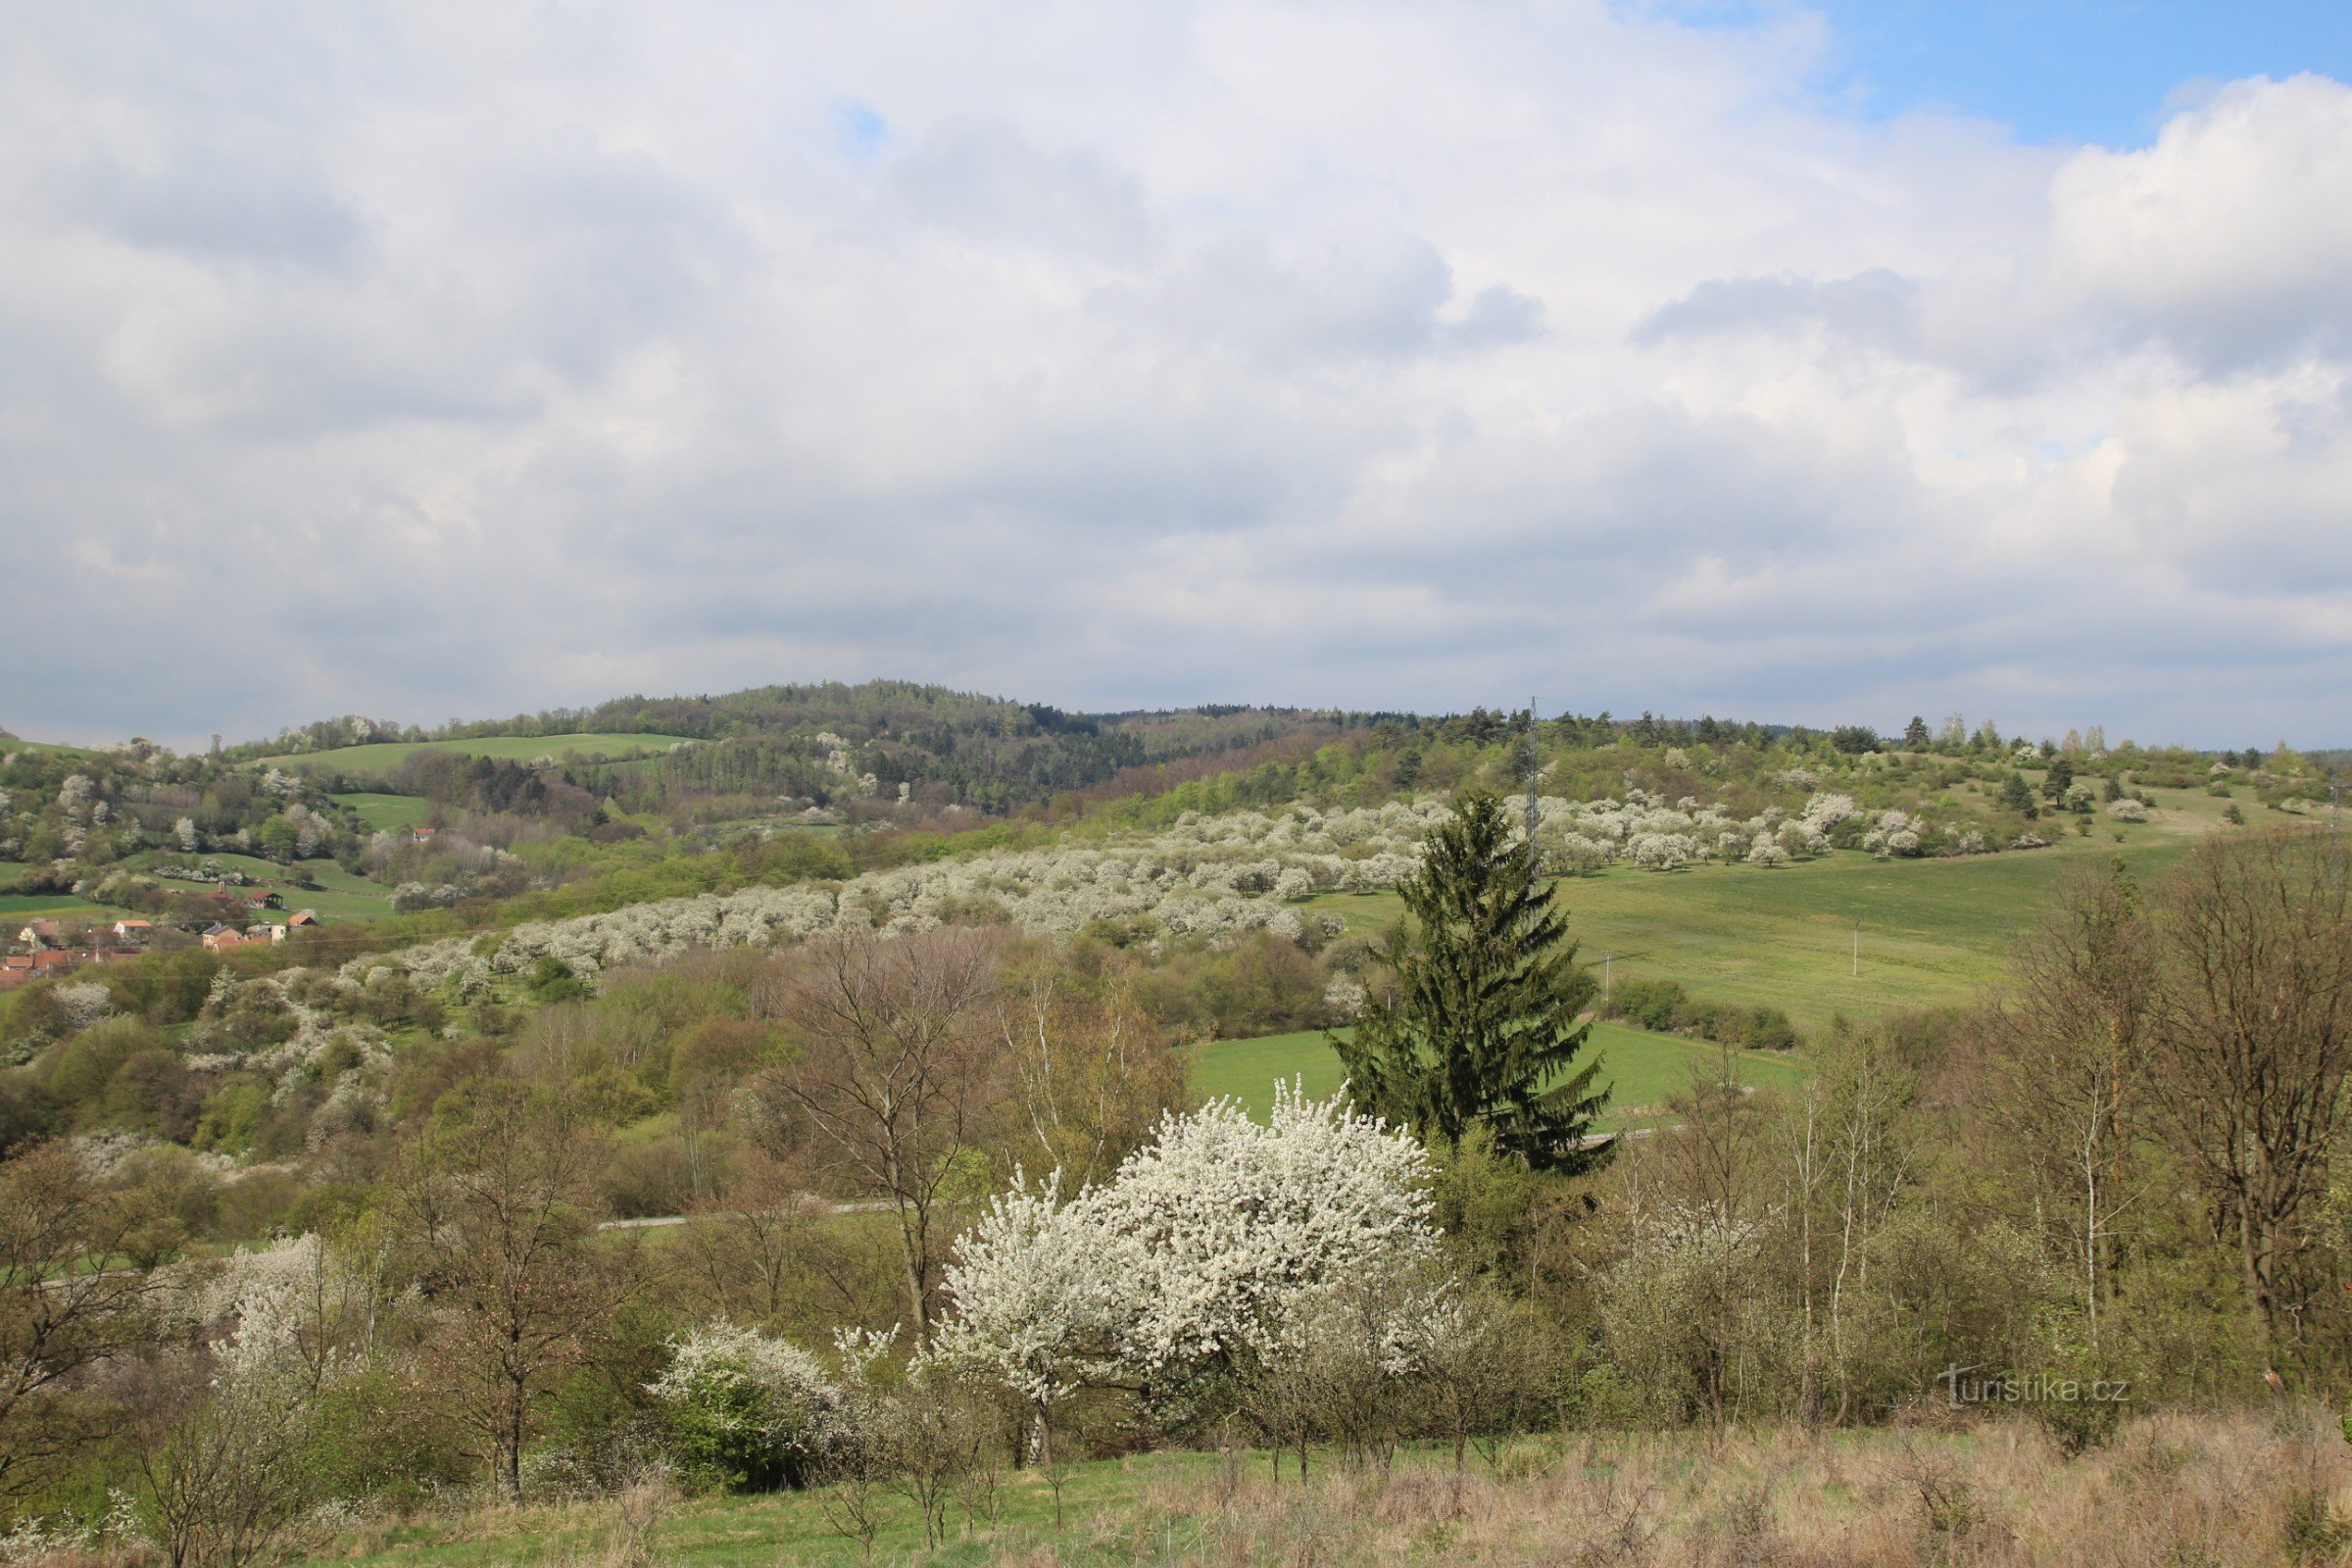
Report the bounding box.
[1191,1020,1810,1131]
[262,732,697,775]
[0,894,122,922]
[334,791,433,832]
[113,850,396,922]
[1303,799,2220,1038]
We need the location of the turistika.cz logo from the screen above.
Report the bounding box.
[1936,1364,2131,1408]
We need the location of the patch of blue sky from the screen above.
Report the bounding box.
[1644,0,2352,147]
[836,100,887,159]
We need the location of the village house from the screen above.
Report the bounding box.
[245,889,285,910]
[287,909,320,929]
[201,924,246,953]
[14,919,63,951]
[112,918,153,941]
[0,948,136,992]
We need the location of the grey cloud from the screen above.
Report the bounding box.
[885,119,1152,262]
[1438,284,1546,351]
[62,152,368,271]
[1,6,2348,749]
[1136,229,1457,365]
[1633,269,1923,354]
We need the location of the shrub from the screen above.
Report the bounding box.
[649,1324,846,1491]
[1598,979,1800,1052]
[1606,978,1689,1034]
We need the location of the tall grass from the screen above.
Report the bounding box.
[278,1409,2352,1568]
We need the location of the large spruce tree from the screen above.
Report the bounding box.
[1334,789,1609,1171]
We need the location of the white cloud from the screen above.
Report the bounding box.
[2052,74,2352,368]
[0,5,2347,748]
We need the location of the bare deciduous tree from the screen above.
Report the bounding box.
[2146,830,2352,1363]
[383,1081,637,1494]
[674,1149,892,1333]
[0,1140,156,1505]
[1987,861,2155,1355]
[994,948,1185,1193]
[761,929,1004,1339]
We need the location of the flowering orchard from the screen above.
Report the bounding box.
[340,786,1995,998]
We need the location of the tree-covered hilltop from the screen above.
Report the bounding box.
[232,680,1410,817]
[228,683,2352,846]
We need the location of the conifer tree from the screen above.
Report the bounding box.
[1903,714,1931,751]
[1334,789,1609,1171]
[2000,770,2038,817]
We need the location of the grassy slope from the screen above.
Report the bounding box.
[0,894,122,921]
[1303,791,2225,1038]
[116,850,396,922]
[1192,1021,1810,1130]
[260,732,696,773]
[335,792,432,832]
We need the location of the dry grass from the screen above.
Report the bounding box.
[274,1409,2352,1568]
[1007,1409,2352,1568]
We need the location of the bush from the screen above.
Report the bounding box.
[1604,978,1688,1034]
[650,1324,846,1491]
[1598,979,1800,1052]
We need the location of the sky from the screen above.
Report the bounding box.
[4,3,2351,750]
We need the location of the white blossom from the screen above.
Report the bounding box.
[936,1086,1438,1394]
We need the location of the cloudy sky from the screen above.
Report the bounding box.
[4,2,2351,749]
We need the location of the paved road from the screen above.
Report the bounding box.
[597,1198,889,1231]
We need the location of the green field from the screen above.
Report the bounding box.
[287,860,395,921]
[1303,802,2221,1037]
[0,894,122,922]
[117,851,396,922]
[263,732,696,775]
[1192,1021,1810,1131]
[334,792,432,832]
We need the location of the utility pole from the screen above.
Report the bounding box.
[1523,696,1542,846]
[2332,774,2343,892]
[1852,920,1860,979]
[1603,950,1613,1001]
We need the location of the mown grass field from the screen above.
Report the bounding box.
[0,894,121,921]
[335,791,433,832]
[1302,792,2234,1037]
[1192,1021,1809,1130]
[108,851,397,922]
[262,732,697,775]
